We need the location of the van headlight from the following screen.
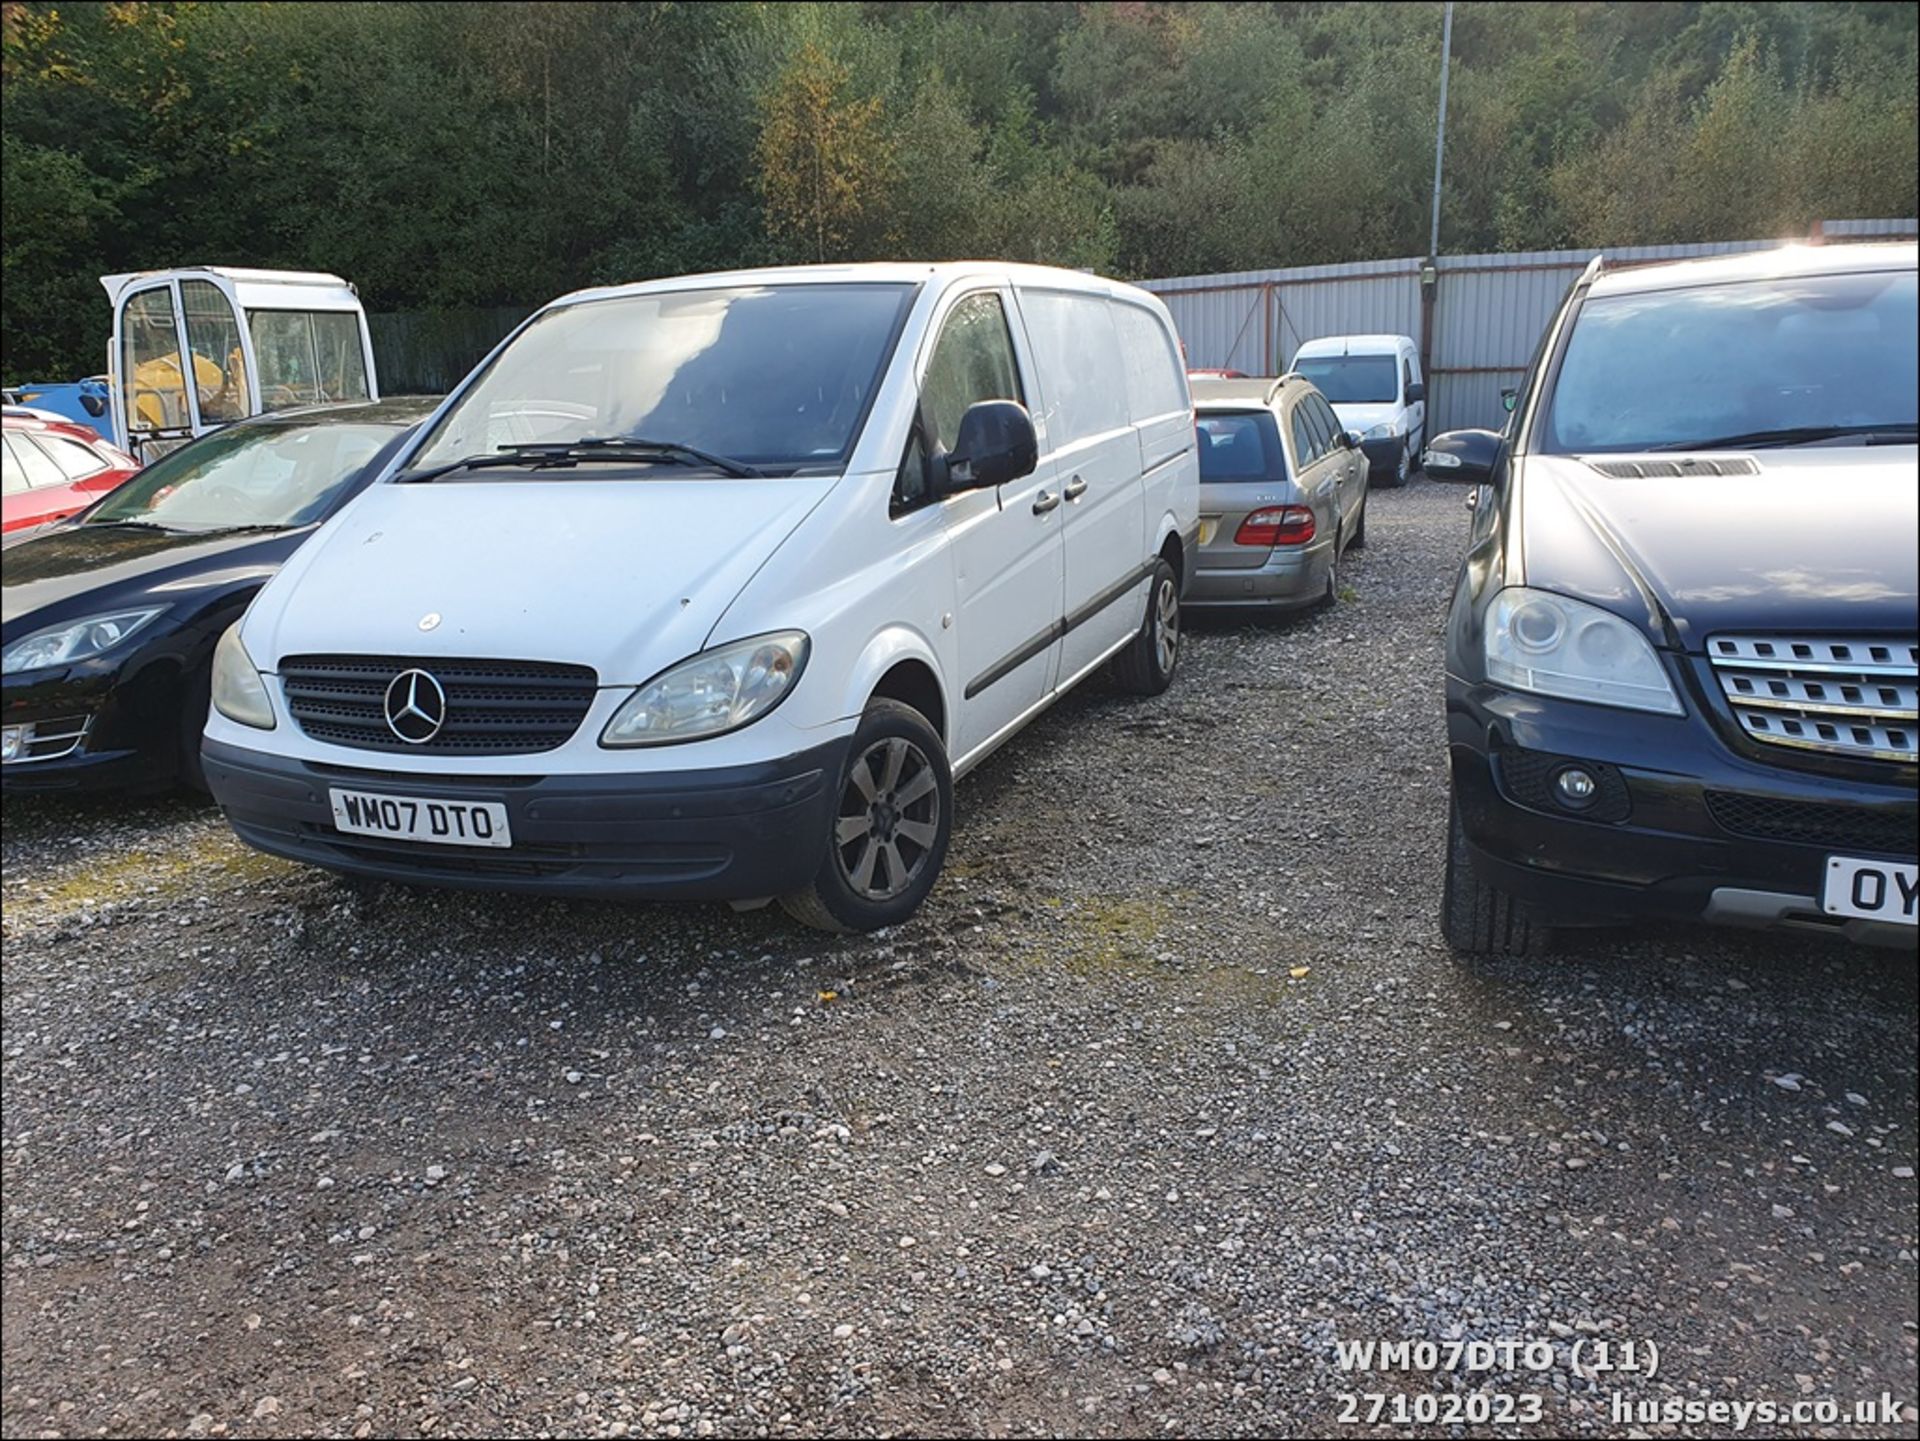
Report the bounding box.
[1485,588,1682,715]
[601,631,809,746]
[2,607,164,674]
[1362,421,1398,441]
[210,624,276,729]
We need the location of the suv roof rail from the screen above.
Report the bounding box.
[1579,253,1605,284]
[1270,371,1307,403]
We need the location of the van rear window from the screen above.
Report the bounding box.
[1196,411,1286,482]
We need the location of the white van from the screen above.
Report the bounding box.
[202,263,1199,931]
[1289,334,1426,486]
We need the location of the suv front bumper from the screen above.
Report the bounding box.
[202,735,850,902]
[1448,680,1918,947]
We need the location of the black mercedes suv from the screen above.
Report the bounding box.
[1425,242,1917,955]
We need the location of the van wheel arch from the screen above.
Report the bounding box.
[868,658,946,743]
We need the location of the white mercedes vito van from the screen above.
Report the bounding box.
[203,263,1199,931]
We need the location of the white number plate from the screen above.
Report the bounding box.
[1821,855,1917,925]
[328,788,511,848]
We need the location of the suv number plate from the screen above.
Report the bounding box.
[1821,855,1917,925]
[329,788,512,848]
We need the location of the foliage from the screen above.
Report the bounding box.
[2,0,1915,379]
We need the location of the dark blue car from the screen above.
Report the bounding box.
[2,398,436,793]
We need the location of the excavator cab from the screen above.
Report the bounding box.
[103,268,379,462]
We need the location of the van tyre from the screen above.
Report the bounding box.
[1441,794,1553,957]
[1114,558,1181,696]
[1382,441,1412,488]
[780,700,953,934]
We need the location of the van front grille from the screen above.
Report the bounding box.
[278,654,598,755]
[1707,634,1918,764]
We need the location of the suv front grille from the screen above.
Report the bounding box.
[279,654,598,755]
[1706,792,1916,855]
[1707,634,1918,764]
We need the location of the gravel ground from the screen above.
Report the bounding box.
[4,476,1916,1440]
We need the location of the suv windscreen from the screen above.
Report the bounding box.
[412,283,916,476]
[1293,355,1397,404]
[87,421,394,532]
[1196,411,1288,482]
[1541,268,1918,454]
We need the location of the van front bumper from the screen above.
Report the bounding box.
[202,736,850,901]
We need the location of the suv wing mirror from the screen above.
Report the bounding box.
[1422,428,1504,486]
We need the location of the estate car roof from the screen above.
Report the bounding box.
[1189,374,1313,409]
[1590,241,1916,297]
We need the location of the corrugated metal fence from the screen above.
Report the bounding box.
[1142,218,1918,434]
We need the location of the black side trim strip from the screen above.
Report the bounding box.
[1143,445,1192,476]
[964,560,1155,700]
[965,620,1064,701]
[1066,561,1153,632]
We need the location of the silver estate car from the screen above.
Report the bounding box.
[1187,374,1370,609]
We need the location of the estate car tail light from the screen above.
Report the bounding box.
[1234,506,1316,547]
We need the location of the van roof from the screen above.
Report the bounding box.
[548,261,1167,313]
[1292,334,1413,358]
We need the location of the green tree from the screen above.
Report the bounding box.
[755,39,894,262]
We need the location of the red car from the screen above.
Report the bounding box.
[2,411,141,538]
[1188,367,1250,379]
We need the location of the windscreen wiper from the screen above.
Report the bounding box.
[1650,423,1918,451]
[395,437,763,483]
[568,436,764,478]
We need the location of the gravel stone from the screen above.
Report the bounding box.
[3,479,1913,1438]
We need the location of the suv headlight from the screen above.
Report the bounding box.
[2,607,165,674]
[601,631,809,747]
[210,623,276,729]
[1484,588,1682,715]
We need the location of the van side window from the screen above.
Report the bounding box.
[896,292,1023,511]
[1111,302,1187,421]
[1015,289,1130,446]
[1402,358,1415,397]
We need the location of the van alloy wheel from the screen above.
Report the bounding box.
[834,736,942,901]
[1153,574,1180,676]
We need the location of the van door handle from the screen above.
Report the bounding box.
[1032,490,1061,515]
[1064,476,1088,501]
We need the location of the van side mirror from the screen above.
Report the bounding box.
[1422,428,1504,486]
[940,399,1037,493]
[1404,381,1425,404]
[81,393,107,418]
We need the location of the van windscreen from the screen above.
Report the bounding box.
[1293,355,1397,404]
[412,283,916,476]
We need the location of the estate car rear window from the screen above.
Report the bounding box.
[1541,268,1919,453]
[1196,412,1287,482]
[412,283,916,476]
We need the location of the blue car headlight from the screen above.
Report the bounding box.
[2,607,166,675]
